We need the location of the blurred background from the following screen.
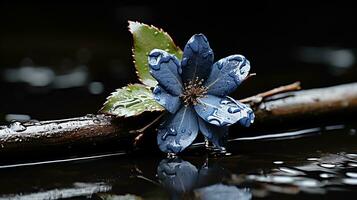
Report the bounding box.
[1,1,356,124]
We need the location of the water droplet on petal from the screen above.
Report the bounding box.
[181,57,188,67]
[228,106,240,114]
[148,54,162,70]
[220,99,231,105]
[153,87,161,95]
[217,62,224,70]
[177,66,182,74]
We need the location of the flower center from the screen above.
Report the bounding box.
[181,77,208,106]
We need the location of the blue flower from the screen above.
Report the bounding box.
[148,34,255,153]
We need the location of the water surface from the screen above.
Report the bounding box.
[0,124,356,199]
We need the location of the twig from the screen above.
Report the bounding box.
[244,73,256,81]
[131,112,165,146]
[239,81,301,104]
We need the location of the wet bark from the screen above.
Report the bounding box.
[1,82,357,154]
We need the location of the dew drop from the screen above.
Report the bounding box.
[8,121,26,132]
[181,58,188,66]
[177,66,182,74]
[153,87,161,95]
[202,51,211,58]
[154,31,159,36]
[207,118,221,126]
[148,54,161,69]
[228,107,240,114]
[220,99,230,105]
[93,118,101,124]
[181,128,186,133]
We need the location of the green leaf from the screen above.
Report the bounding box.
[99,84,164,117]
[129,21,183,87]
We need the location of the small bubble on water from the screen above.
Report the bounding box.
[346,172,357,178]
[342,178,357,185]
[318,163,336,169]
[320,173,335,178]
[307,157,320,161]
[346,153,357,158]
[295,179,321,187]
[273,161,284,165]
[348,162,357,167]
[278,167,305,176]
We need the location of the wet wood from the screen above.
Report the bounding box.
[253,82,357,123]
[0,82,357,154]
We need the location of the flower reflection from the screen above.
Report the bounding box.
[157,157,251,200]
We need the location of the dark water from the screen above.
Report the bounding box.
[1,3,357,200]
[1,124,356,199]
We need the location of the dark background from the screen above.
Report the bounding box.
[1,1,356,123]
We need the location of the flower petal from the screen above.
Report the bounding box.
[205,55,251,97]
[198,118,228,148]
[153,85,181,113]
[157,106,199,153]
[157,158,198,193]
[194,95,254,127]
[181,34,214,83]
[148,49,183,96]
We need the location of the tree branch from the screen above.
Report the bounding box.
[1,82,357,155]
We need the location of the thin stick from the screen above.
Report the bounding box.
[239,81,301,104]
[244,73,256,81]
[131,112,165,146]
